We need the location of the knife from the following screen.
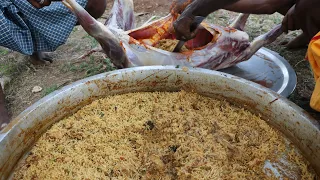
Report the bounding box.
[173,16,205,52]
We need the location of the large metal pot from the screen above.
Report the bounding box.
[0,66,319,179]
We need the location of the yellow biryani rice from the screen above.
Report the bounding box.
[155,39,188,52]
[12,91,316,179]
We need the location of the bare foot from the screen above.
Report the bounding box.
[29,52,53,65]
[0,84,10,131]
[0,76,11,91]
[282,33,310,49]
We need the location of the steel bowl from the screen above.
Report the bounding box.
[0,66,319,179]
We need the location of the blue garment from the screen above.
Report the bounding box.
[0,0,87,55]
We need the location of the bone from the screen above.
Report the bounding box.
[142,16,161,26]
[104,0,135,31]
[64,0,99,34]
[230,13,250,31]
[63,0,129,68]
[62,0,73,11]
[0,123,7,131]
[244,24,283,60]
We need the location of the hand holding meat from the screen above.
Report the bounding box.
[172,0,239,41]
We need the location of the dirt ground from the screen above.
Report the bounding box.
[0,0,319,120]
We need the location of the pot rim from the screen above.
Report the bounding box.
[0,65,319,179]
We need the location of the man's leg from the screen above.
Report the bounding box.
[277,4,310,49]
[0,84,10,130]
[29,52,53,65]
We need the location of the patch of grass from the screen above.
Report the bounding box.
[272,16,282,25]
[72,27,78,33]
[102,58,116,72]
[62,56,116,77]
[0,49,9,56]
[85,57,116,77]
[82,34,98,48]
[205,10,236,27]
[0,62,18,76]
[75,45,82,52]
[42,85,59,97]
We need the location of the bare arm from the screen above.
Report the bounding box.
[282,0,320,39]
[189,0,240,17]
[225,0,294,14]
[172,0,239,41]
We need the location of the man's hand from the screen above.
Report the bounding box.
[172,0,239,41]
[282,0,320,40]
[281,5,297,33]
[27,0,61,9]
[173,13,197,41]
[173,15,205,41]
[296,0,320,40]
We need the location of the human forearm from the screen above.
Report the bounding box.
[182,0,239,17]
[225,0,294,14]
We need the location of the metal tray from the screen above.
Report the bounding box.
[220,47,297,97]
[1,66,318,179]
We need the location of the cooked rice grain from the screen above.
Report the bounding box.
[13,91,316,179]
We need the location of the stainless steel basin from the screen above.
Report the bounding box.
[0,66,319,179]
